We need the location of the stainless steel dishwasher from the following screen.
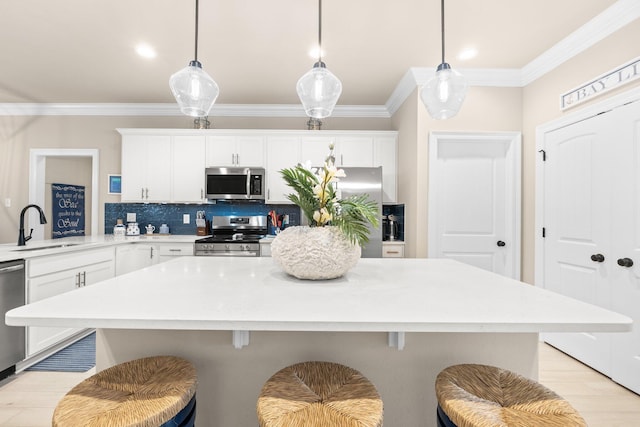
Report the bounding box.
[0,259,25,380]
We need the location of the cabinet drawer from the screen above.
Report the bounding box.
[382,244,404,258]
[157,244,194,256]
[28,247,115,277]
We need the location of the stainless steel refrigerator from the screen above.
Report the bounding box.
[338,167,383,258]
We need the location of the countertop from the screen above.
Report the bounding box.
[0,234,205,263]
[6,257,632,334]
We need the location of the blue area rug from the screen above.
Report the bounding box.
[26,332,96,372]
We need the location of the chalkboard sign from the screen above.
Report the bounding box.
[52,183,85,239]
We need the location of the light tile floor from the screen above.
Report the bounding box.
[0,343,638,426]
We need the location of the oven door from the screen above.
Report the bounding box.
[205,167,264,200]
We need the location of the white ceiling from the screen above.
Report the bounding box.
[0,0,629,109]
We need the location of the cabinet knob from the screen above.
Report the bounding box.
[590,254,605,263]
[497,240,506,247]
[617,257,634,268]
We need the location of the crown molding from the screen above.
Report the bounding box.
[0,103,390,118]
[521,0,640,85]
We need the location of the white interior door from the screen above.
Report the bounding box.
[542,113,613,375]
[609,101,640,393]
[428,132,521,279]
[540,98,640,393]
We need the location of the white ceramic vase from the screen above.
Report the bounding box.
[270,226,361,280]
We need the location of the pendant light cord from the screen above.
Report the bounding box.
[318,0,323,63]
[440,0,445,64]
[194,0,200,62]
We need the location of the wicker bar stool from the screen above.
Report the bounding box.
[52,355,197,427]
[257,361,383,427]
[435,364,587,427]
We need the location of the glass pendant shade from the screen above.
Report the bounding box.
[420,63,467,120]
[169,60,219,118]
[296,62,342,119]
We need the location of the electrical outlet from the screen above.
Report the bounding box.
[4,198,10,208]
[127,213,136,222]
[183,214,190,224]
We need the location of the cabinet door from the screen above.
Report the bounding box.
[173,135,206,202]
[121,136,148,201]
[206,136,236,166]
[121,135,171,202]
[266,136,300,203]
[27,268,82,356]
[83,260,115,286]
[236,136,265,167]
[300,136,335,167]
[145,136,172,202]
[115,244,157,276]
[374,136,398,203]
[336,136,374,166]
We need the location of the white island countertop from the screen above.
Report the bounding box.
[6,257,632,334]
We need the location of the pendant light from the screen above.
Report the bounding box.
[296,0,342,119]
[169,0,219,118]
[420,0,467,120]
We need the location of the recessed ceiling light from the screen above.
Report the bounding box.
[135,43,157,59]
[457,48,477,61]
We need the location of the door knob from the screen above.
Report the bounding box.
[497,241,506,247]
[617,258,634,268]
[590,254,605,262]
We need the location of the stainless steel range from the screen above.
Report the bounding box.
[194,215,267,256]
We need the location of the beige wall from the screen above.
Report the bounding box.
[393,86,523,258]
[0,115,391,244]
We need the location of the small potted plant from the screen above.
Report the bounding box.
[270,144,379,280]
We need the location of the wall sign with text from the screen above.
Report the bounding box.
[52,183,85,239]
[561,56,640,110]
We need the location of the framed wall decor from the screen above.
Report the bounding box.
[108,174,121,194]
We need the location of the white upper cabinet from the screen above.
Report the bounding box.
[266,136,300,204]
[172,135,206,202]
[206,135,265,167]
[336,136,374,166]
[120,134,172,202]
[119,129,397,204]
[374,135,398,203]
[300,136,336,167]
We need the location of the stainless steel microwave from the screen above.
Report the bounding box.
[205,167,265,200]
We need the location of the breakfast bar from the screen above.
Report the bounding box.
[6,257,632,427]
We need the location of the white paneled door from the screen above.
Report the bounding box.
[542,113,612,375]
[428,132,521,279]
[541,99,640,394]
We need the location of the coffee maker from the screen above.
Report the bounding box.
[382,214,400,241]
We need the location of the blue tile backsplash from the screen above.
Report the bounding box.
[105,201,301,235]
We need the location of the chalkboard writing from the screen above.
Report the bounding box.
[52,183,85,239]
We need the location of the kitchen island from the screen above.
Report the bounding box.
[6,257,631,427]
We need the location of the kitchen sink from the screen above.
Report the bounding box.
[11,243,80,252]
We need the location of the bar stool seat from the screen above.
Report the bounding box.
[257,361,383,427]
[435,364,586,427]
[52,355,197,427]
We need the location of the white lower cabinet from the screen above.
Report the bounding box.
[115,242,194,275]
[115,244,158,276]
[26,247,115,357]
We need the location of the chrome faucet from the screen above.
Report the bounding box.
[18,204,47,246]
